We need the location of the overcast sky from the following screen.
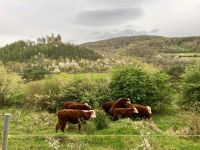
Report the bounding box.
[0,0,200,46]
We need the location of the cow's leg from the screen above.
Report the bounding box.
[78,123,81,131]
[61,122,66,132]
[113,115,118,121]
[80,117,86,124]
[56,120,61,132]
[78,119,81,131]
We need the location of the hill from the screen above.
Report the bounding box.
[0,41,102,63]
[0,39,158,76]
[81,35,200,54]
[81,35,200,69]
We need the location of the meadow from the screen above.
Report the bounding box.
[0,108,200,150]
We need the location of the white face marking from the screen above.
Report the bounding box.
[85,103,92,109]
[82,110,89,113]
[91,110,96,118]
[127,101,131,104]
[146,106,152,114]
[133,108,138,113]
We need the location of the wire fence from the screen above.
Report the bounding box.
[7,134,200,138]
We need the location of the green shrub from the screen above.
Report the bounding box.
[110,65,172,109]
[9,86,26,106]
[94,110,109,130]
[23,75,110,111]
[180,65,200,111]
[62,77,111,108]
[21,64,49,81]
[24,78,63,112]
[0,64,21,107]
[165,63,186,79]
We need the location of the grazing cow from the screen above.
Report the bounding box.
[56,109,96,132]
[109,98,131,115]
[112,107,138,121]
[67,103,92,110]
[127,104,152,121]
[99,101,114,114]
[63,101,85,109]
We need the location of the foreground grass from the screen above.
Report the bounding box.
[0,108,200,150]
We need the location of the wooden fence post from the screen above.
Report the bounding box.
[2,114,11,150]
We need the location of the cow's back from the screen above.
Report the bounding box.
[57,109,84,124]
[68,104,92,110]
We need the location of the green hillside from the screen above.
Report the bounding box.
[0,41,102,63]
[81,36,200,70]
[81,35,200,54]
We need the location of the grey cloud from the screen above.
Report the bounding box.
[1,0,200,46]
[94,29,148,40]
[85,0,153,7]
[150,29,159,34]
[75,8,143,26]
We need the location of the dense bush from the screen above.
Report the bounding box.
[94,110,109,130]
[9,85,26,106]
[0,65,12,106]
[24,78,62,112]
[23,76,111,111]
[165,63,187,80]
[21,64,49,81]
[110,65,172,109]
[0,64,22,107]
[180,65,200,111]
[61,77,111,108]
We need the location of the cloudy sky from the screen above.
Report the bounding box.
[0,0,200,46]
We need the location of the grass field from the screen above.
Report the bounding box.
[0,108,199,150]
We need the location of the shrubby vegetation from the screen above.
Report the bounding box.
[0,63,21,107]
[94,110,109,130]
[110,65,172,109]
[21,64,49,81]
[164,61,187,80]
[20,65,172,111]
[22,76,110,112]
[180,65,200,111]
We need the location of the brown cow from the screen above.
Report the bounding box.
[63,101,85,109]
[109,98,131,115]
[112,107,138,121]
[67,103,92,110]
[56,109,96,132]
[99,101,114,114]
[127,104,152,121]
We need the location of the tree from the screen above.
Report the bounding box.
[110,65,172,109]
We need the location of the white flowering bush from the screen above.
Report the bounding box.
[45,137,60,150]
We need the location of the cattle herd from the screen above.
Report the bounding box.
[56,98,152,132]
